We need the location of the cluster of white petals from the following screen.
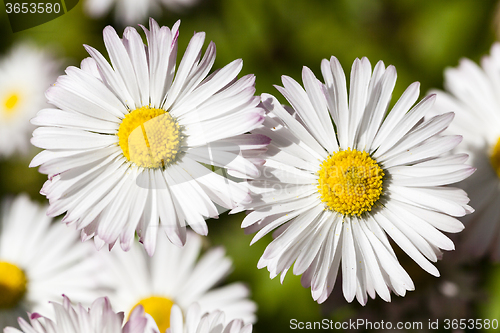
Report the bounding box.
[168,304,252,333]
[4,296,151,333]
[429,42,500,261]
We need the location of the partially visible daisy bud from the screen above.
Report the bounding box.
[429,42,500,261]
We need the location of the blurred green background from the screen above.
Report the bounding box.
[2,0,500,332]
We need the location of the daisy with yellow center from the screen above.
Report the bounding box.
[0,195,104,329]
[240,57,474,305]
[0,262,27,310]
[0,43,56,157]
[30,18,268,254]
[101,231,256,333]
[429,42,500,261]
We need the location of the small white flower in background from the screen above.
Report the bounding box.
[429,42,500,261]
[161,0,202,13]
[100,231,256,333]
[84,0,160,25]
[239,57,475,305]
[0,195,104,330]
[168,303,253,333]
[30,19,267,254]
[3,296,153,333]
[84,0,201,25]
[0,43,57,157]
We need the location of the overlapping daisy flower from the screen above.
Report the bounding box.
[30,19,267,254]
[4,296,152,333]
[84,0,201,25]
[238,57,475,305]
[0,195,104,329]
[99,231,256,332]
[168,303,253,333]
[0,42,57,157]
[428,42,500,261]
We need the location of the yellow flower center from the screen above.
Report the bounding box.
[130,296,175,332]
[490,137,500,178]
[0,261,28,309]
[317,149,384,216]
[3,93,20,116]
[117,106,181,169]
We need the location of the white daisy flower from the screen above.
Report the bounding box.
[0,43,57,157]
[240,57,475,305]
[168,303,252,333]
[0,195,103,329]
[101,231,256,333]
[30,19,266,254]
[428,42,500,261]
[4,295,152,333]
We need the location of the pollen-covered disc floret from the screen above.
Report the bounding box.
[489,137,500,179]
[118,106,181,168]
[317,149,384,216]
[130,296,174,332]
[0,261,27,309]
[3,93,20,117]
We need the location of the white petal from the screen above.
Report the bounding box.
[321,56,349,148]
[371,81,420,149]
[374,94,436,158]
[381,135,462,168]
[260,93,327,160]
[163,32,206,110]
[123,27,150,106]
[341,219,357,302]
[361,64,397,151]
[32,108,118,134]
[375,209,440,276]
[32,127,117,150]
[102,26,142,108]
[388,184,470,217]
[347,57,372,149]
